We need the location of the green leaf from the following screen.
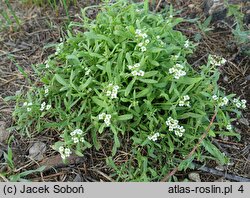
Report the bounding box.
[117,114,133,121]
[139,79,158,84]
[55,74,68,86]
[92,97,108,108]
[202,140,226,165]
[177,77,203,85]
[125,78,135,96]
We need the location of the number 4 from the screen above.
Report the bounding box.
[238,185,244,193]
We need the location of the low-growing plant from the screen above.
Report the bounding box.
[12,0,246,181]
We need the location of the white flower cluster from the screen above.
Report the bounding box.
[44,86,49,96]
[40,102,51,111]
[166,117,185,137]
[84,67,91,76]
[59,146,72,160]
[212,95,229,107]
[128,63,145,77]
[209,55,227,66]
[184,40,190,48]
[233,98,246,109]
[169,64,186,79]
[70,129,85,143]
[148,132,160,141]
[44,60,50,68]
[226,124,232,130]
[135,29,148,52]
[98,113,112,126]
[179,95,190,107]
[23,102,32,112]
[105,83,119,99]
[55,42,64,55]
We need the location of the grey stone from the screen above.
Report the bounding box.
[29,142,46,161]
[188,172,201,182]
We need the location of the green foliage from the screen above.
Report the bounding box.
[12,0,245,181]
[0,0,21,32]
[225,1,250,55]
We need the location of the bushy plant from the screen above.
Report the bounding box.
[12,0,246,181]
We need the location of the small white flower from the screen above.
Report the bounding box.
[138,42,144,47]
[28,102,32,106]
[212,95,218,100]
[27,107,31,112]
[145,39,150,44]
[80,137,84,142]
[23,102,28,106]
[141,46,147,52]
[241,99,246,104]
[98,113,106,120]
[59,146,64,153]
[45,87,49,94]
[134,63,140,68]
[46,104,51,110]
[132,70,138,76]
[179,100,185,106]
[106,91,112,96]
[40,102,46,111]
[184,40,190,48]
[156,35,160,39]
[226,124,232,130]
[70,131,76,136]
[85,69,91,76]
[135,29,141,35]
[106,114,111,119]
[73,137,79,143]
[138,70,145,76]
[142,33,148,38]
[113,85,119,90]
[183,95,190,101]
[236,102,241,108]
[111,93,117,99]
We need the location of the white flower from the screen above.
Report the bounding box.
[184,40,190,48]
[183,95,190,101]
[148,132,160,142]
[98,113,106,120]
[76,129,83,135]
[80,137,84,142]
[135,29,141,35]
[106,91,111,96]
[113,85,119,90]
[138,42,144,47]
[106,114,111,119]
[212,95,218,100]
[132,70,138,76]
[28,102,32,106]
[145,39,150,44]
[27,107,31,112]
[138,70,145,76]
[70,131,76,136]
[226,124,232,130]
[134,63,140,68]
[236,102,241,108]
[45,87,49,94]
[142,33,148,38]
[59,146,64,153]
[73,137,79,143]
[40,102,46,111]
[85,69,91,76]
[141,46,147,52]
[209,55,227,66]
[111,93,117,99]
[46,104,51,110]
[241,99,246,104]
[179,100,185,106]
[166,117,185,137]
[169,64,186,79]
[156,35,160,39]
[128,65,133,70]
[23,102,28,106]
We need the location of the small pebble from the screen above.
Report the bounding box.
[29,142,46,161]
[188,172,201,182]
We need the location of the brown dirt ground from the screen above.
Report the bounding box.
[0,0,249,182]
